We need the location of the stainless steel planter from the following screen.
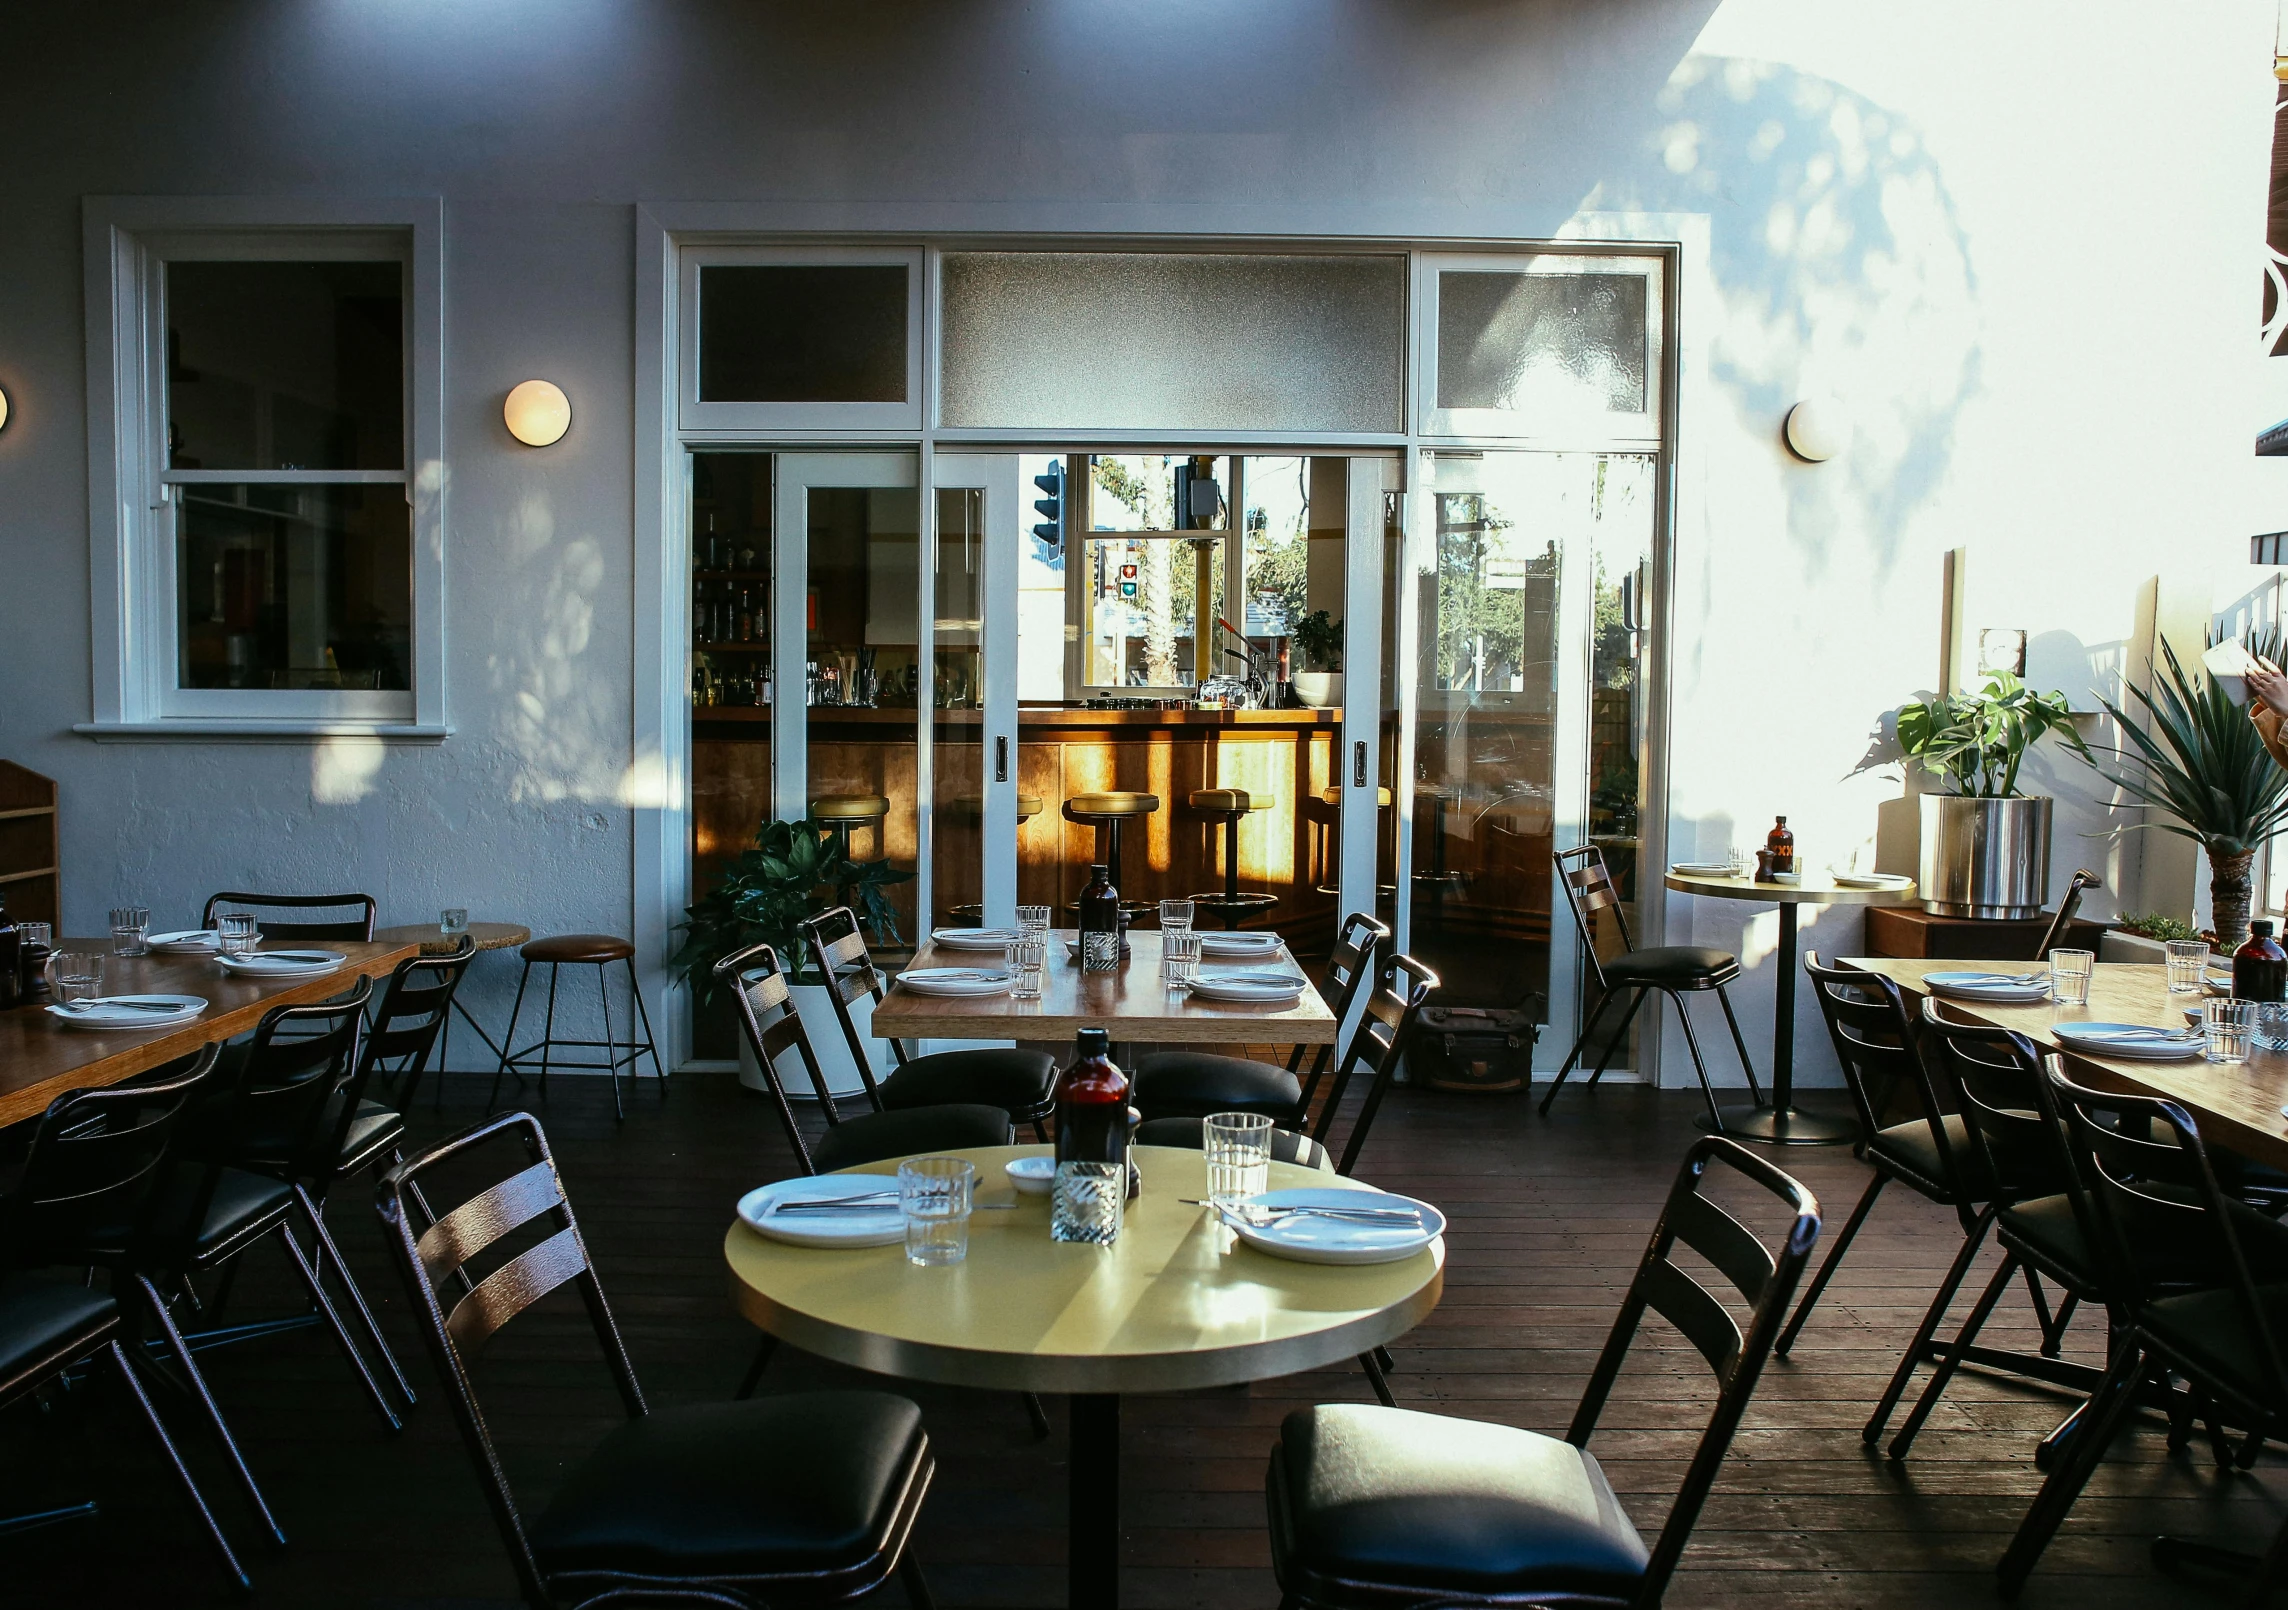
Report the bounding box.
[1918,795,2053,919]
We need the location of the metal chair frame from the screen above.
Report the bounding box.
[2029,868,2101,962]
[1307,950,1440,1182]
[1539,845,1762,1131]
[376,937,478,1113]
[490,943,665,1123]
[199,889,377,942]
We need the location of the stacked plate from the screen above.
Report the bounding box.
[1835,872,1913,890]
[47,994,208,1031]
[931,927,1023,951]
[1923,969,2051,1003]
[736,1177,906,1248]
[1187,970,1311,1004]
[2052,1022,2206,1062]
[1222,1188,1445,1265]
[1196,931,1284,959]
[147,929,221,955]
[1670,861,1734,876]
[895,966,1012,998]
[216,949,346,979]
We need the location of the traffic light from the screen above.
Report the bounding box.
[1032,461,1064,551]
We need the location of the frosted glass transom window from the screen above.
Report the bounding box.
[939,252,1404,434]
[1421,254,1664,442]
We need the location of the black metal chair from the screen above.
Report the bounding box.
[377,936,477,1112]
[1308,951,1440,1182]
[1131,911,1389,1129]
[490,932,665,1122]
[802,907,1056,1136]
[0,1051,248,1587]
[1540,845,1761,1130]
[377,1111,939,1610]
[1264,1135,1820,1610]
[199,889,376,942]
[1776,954,1988,1356]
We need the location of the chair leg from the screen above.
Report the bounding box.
[898,1551,938,1610]
[134,1273,285,1547]
[1024,1392,1052,1441]
[1538,987,1621,1116]
[1583,989,1648,1092]
[108,1340,250,1591]
[1777,1171,1887,1357]
[1668,993,1728,1133]
[1865,1202,1999,1445]
[271,1224,401,1433]
[734,1333,779,1400]
[1997,1337,2149,1596]
[1359,1351,1397,1407]
[294,1184,416,1407]
[1031,1118,1050,1144]
[1713,984,1764,1104]
[598,961,624,1122]
[537,964,560,1102]
[626,956,667,1099]
[488,961,534,1114]
[1890,1252,2020,1459]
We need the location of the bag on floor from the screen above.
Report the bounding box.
[1413,1000,1542,1093]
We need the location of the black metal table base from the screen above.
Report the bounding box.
[1708,896,1858,1147]
[1698,1103,1859,1145]
[1069,1393,1119,1607]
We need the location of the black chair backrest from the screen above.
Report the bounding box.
[1804,954,1972,1208]
[2030,869,2101,962]
[1308,952,1439,1176]
[715,939,854,1176]
[201,890,377,942]
[801,906,904,1094]
[1914,997,2076,1205]
[1567,1136,1821,1605]
[217,977,374,1176]
[1290,911,1391,1082]
[321,940,474,1174]
[1553,845,1630,992]
[0,1046,219,1269]
[376,1111,644,1606]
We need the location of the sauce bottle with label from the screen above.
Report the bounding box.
[1766,816,1795,876]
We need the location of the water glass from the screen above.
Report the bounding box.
[108,905,150,958]
[440,907,469,936]
[1009,933,1047,1000]
[1163,928,1202,989]
[47,951,104,1008]
[2165,939,2210,994]
[2205,998,2257,1065]
[1017,904,1052,937]
[1723,845,1748,876]
[1159,898,1195,934]
[1051,1160,1125,1244]
[1204,1112,1273,1214]
[898,1156,975,1266]
[218,913,261,958]
[2048,948,2095,1007]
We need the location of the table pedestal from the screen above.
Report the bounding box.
[1697,901,1858,1145]
[1068,1394,1120,1606]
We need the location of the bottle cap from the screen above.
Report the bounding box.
[1075,1027,1111,1057]
[2256,920,2276,938]
[1775,815,1787,824]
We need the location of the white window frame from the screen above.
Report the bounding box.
[677,245,925,436]
[79,196,446,739]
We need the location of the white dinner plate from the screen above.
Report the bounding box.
[1004,1155,1056,1196]
[1195,931,1285,957]
[1834,873,1912,890]
[216,950,347,978]
[2052,1021,2206,1062]
[1224,1187,1445,1265]
[1186,970,1311,1004]
[146,929,221,955]
[736,1176,907,1248]
[46,994,208,1031]
[1670,862,1733,876]
[895,966,1013,998]
[931,927,1023,950]
[1923,970,2052,1003]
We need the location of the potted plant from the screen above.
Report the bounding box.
[1895,671,2087,919]
[669,815,912,1096]
[1290,610,1344,708]
[2076,636,2288,956]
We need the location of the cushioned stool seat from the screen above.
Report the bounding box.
[1134,1115,1330,1171]
[812,1105,1015,1174]
[1599,945,1737,987]
[523,933,636,965]
[1268,1404,1650,1605]
[1132,1051,1302,1122]
[877,1048,1057,1118]
[528,1391,931,1586]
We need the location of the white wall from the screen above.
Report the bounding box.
[0,0,2276,1080]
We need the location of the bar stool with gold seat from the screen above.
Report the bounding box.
[811,793,891,909]
[1306,784,1396,898]
[1187,788,1278,930]
[1062,791,1160,919]
[948,795,1044,922]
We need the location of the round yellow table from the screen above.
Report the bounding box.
[723,1143,1445,1607]
[1662,870,1916,1144]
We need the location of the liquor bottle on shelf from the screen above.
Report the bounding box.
[737,536,758,570]
[1078,864,1121,973]
[2235,920,2287,1002]
[1766,816,1794,876]
[737,587,756,643]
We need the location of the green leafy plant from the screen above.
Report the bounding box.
[668,815,912,1005]
[2115,912,2199,943]
[2078,636,2288,954]
[1290,609,1344,673]
[1894,671,2087,797]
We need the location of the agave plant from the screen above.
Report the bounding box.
[668,814,912,1005]
[1895,671,2086,797]
[2079,634,2288,954]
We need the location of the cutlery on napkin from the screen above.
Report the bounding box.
[66,998,188,1013]
[1183,1198,1424,1225]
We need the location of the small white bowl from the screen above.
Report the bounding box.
[1005,1155,1056,1196]
[1769,872,1803,885]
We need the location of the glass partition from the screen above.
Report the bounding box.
[929,486,987,929]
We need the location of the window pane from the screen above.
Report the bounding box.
[1436,271,1648,416]
[1084,536,1224,688]
[166,261,403,471]
[176,484,411,689]
[940,252,1404,433]
[1090,454,1229,532]
[699,265,909,402]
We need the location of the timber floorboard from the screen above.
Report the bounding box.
[2,1072,2279,1607]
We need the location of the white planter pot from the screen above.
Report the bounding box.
[734,982,880,1099]
[1293,671,1343,709]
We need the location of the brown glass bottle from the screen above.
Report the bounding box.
[1766,815,1795,876]
[2235,920,2288,1003]
[1054,1028,1131,1166]
[1078,863,1121,972]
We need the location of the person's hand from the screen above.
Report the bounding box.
[2248,655,2288,718]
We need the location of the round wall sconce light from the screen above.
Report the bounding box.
[503,379,571,447]
[1783,396,1852,463]
[0,385,11,434]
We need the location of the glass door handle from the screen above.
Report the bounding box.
[996,735,1010,783]
[1353,741,1367,789]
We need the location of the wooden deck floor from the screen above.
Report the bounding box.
[6,1067,2281,1608]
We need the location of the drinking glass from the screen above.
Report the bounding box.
[46,951,104,1008]
[218,914,261,958]
[2165,939,2209,994]
[1723,845,1748,876]
[2048,948,2095,1007]
[109,905,150,958]
[1204,1111,1274,1214]
[1163,928,1202,989]
[440,907,469,936]
[1009,933,1047,1000]
[2205,998,2257,1065]
[898,1156,975,1266]
[1051,1160,1125,1244]
[1159,898,1195,934]
[1017,905,1052,936]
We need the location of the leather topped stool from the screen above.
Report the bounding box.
[1063,791,1160,917]
[490,933,664,1122]
[1187,788,1278,930]
[812,793,891,907]
[948,795,1044,921]
[1307,784,1396,897]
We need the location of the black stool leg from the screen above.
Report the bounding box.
[536,963,560,1102]
[627,956,666,1100]
[598,961,623,1122]
[488,960,535,1114]
[1222,814,1242,929]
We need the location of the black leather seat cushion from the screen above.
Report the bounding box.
[2005,1188,2288,1295]
[1869,1113,1990,1198]
[0,1278,119,1394]
[2141,1283,2288,1404]
[1600,946,1737,987]
[1269,1404,1648,1601]
[1132,1053,1303,1121]
[147,1167,296,1261]
[530,1391,927,1580]
[877,1048,1056,1116]
[1134,1116,1330,1171]
[812,1105,1014,1173]
[335,1098,405,1171]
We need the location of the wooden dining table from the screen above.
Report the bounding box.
[724,1142,1444,1610]
[1839,957,2288,1172]
[0,938,417,1129]
[870,929,1339,1047]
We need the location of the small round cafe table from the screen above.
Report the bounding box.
[1662,871,1916,1145]
[723,1143,1445,1610]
